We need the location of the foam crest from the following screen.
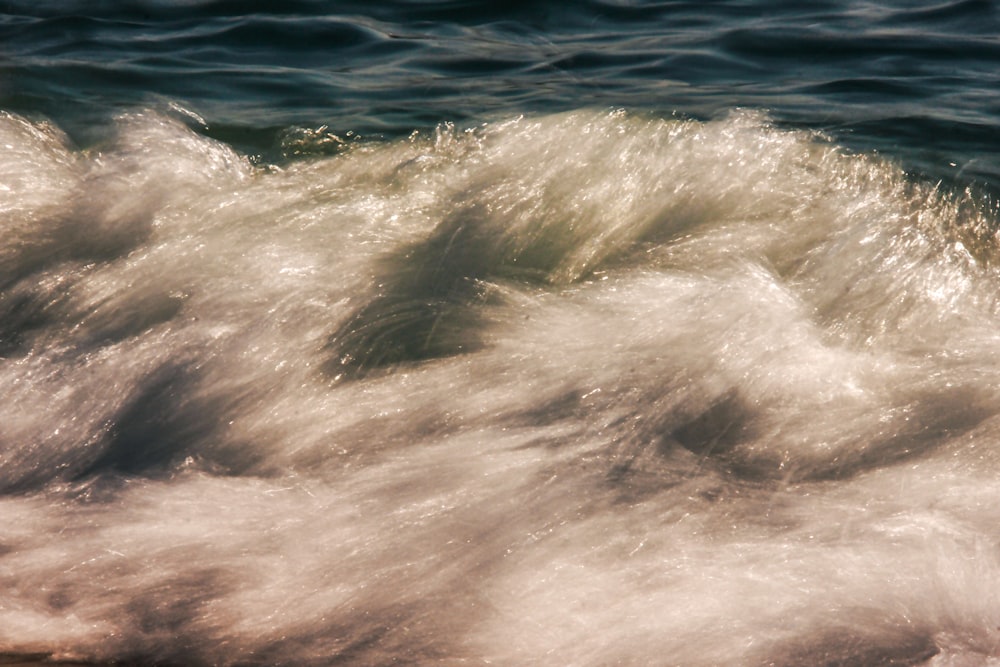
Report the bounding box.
[2,108,1000,665]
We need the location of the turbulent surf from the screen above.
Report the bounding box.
[2,107,1000,665]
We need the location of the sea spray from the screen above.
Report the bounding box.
[2,108,1000,665]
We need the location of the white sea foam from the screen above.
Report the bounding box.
[1,108,999,665]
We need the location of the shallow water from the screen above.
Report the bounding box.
[3,1,1000,665]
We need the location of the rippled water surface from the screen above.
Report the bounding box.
[4,0,1000,179]
[2,2,1000,665]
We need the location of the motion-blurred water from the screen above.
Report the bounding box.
[2,2,1000,665]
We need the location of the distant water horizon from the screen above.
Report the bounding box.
[2,2,1000,665]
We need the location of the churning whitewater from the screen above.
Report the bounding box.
[3,107,1000,665]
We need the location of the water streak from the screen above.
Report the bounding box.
[2,108,1000,664]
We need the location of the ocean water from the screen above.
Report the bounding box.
[2,2,1000,665]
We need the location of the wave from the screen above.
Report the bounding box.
[2,107,1000,665]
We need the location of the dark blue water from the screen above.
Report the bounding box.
[3,0,1000,183]
[5,2,1000,666]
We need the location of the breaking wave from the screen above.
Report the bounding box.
[2,107,1000,665]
